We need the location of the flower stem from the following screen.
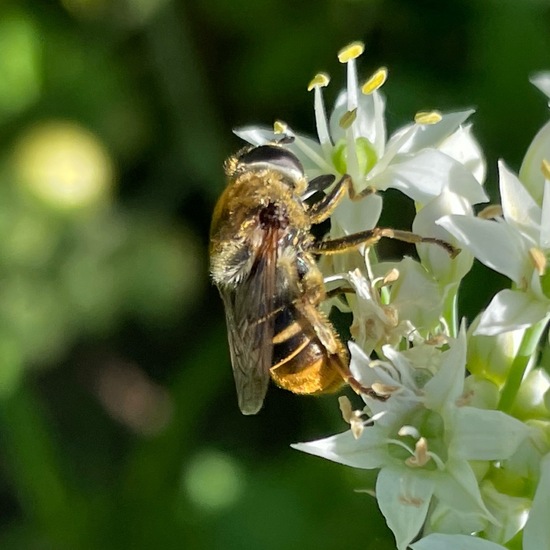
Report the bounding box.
[442,284,459,339]
[497,317,548,413]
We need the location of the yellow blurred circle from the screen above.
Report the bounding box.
[13,121,114,211]
[183,450,244,511]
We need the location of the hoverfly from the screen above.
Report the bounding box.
[210,144,457,414]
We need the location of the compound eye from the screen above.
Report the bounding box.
[239,145,304,184]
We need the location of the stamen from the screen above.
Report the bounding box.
[398,425,420,438]
[337,41,365,63]
[529,247,547,276]
[542,159,550,180]
[308,73,333,151]
[339,109,357,129]
[382,268,399,286]
[382,305,399,328]
[339,44,362,181]
[338,395,353,422]
[362,67,388,95]
[405,437,430,467]
[338,396,374,440]
[414,111,442,125]
[427,451,446,471]
[273,120,288,134]
[477,204,503,219]
[372,381,399,395]
[386,438,415,455]
[307,72,330,91]
[425,334,448,346]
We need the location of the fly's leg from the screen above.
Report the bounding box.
[307,174,459,258]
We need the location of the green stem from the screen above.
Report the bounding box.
[442,283,459,339]
[497,317,548,413]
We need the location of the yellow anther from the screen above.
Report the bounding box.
[414,111,443,125]
[273,120,288,134]
[362,67,388,94]
[529,247,547,276]
[307,72,330,91]
[542,159,550,180]
[339,108,357,129]
[338,41,365,63]
[477,204,503,219]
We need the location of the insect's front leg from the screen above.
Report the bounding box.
[308,174,375,224]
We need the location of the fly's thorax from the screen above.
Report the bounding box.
[214,172,311,239]
[227,144,308,196]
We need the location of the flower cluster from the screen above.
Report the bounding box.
[239,44,550,549]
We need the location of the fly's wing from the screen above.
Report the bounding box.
[219,229,279,415]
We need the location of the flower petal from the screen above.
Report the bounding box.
[439,123,486,184]
[474,289,550,336]
[426,500,488,538]
[376,466,435,550]
[370,149,488,205]
[498,160,541,237]
[233,126,329,176]
[481,481,530,545]
[437,215,529,284]
[540,180,550,249]
[423,326,467,410]
[523,452,550,550]
[410,534,507,550]
[233,126,277,146]
[291,428,387,469]
[530,71,550,101]
[449,407,528,460]
[433,459,496,523]
[388,257,443,331]
[511,368,550,419]
[331,192,382,236]
[413,188,474,285]
[519,118,550,206]
[395,109,474,155]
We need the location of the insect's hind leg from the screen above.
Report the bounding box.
[306,173,459,258]
[311,226,459,258]
[330,354,389,401]
[296,301,388,402]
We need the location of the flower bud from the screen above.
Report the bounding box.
[467,315,524,387]
[414,187,474,285]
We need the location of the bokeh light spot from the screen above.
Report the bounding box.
[13,121,114,212]
[183,450,244,512]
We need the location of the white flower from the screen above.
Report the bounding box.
[345,262,444,355]
[439,161,550,335]
[466,316,525,387]
[413,187,474,287]
[410,533,508,549]
[479,481,530,545]
[292,327,528,550]
[235,41,487,214]
[523,452,550,550]
[520,73,550,204]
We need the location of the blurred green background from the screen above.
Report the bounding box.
[0,1,548,548]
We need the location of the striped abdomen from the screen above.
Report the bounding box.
[269,304,345,395]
